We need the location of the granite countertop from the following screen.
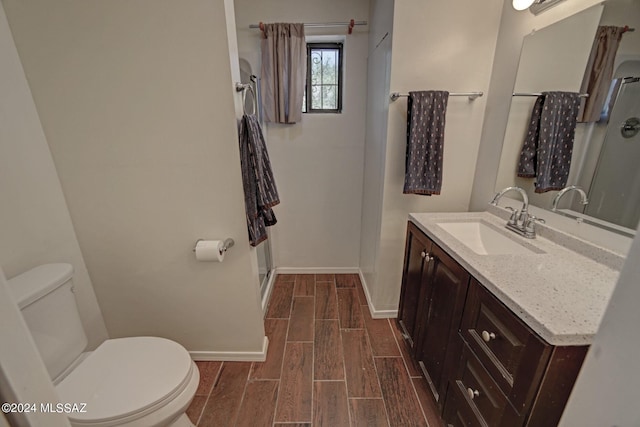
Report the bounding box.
[409,211,621,346]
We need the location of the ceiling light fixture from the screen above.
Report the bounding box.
[528,0,567,15]
[513,0,567,14]
[512,0,536,11]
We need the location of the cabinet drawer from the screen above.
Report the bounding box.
[460,279,551,413]
[444,345,524,427]
[442,379,485,427]
[455,344,507,426]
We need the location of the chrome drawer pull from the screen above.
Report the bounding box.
[481,331,496,342]
[467,388,480,400]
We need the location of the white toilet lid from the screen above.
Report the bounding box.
[56,337,193,424]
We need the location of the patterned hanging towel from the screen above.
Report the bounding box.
[403,91,449,195]
[517,92,581,193]
[239,114,280,246]
[517,95,544,179]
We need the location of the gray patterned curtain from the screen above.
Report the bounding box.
[260,23,306,124]
[577,26,625,123]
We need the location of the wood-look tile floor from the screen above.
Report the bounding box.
[187,274,443,427]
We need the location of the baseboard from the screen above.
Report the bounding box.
[357,269,398,319]
[190,336,269,362]
[275,267,360,274]
[369,308,398,318]
[261,271,277,316]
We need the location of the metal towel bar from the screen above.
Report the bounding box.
[390,92,483,101]
[512,92,589,98]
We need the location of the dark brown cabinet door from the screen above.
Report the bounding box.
[397,222,432,348]
[415,243,470,405]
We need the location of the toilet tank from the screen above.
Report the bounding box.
[7,263,88,380]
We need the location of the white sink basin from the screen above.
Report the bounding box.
[436,220,541,255]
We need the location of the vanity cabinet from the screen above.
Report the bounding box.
[398,221,588,426]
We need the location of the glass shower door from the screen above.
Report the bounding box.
[585,77,640,229]
[257,234,273,298]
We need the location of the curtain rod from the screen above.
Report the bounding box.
[390,92,484,101]
[513,92,589,98]
[250,20,367,34]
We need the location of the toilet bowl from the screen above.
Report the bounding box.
[7,264,199,427]
[57,337,199,427]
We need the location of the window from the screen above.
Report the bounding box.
[304,43,343,113]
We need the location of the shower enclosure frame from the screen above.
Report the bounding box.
[240,69,275,303]
[583,76,640,230]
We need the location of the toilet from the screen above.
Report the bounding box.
[7,263,200,427]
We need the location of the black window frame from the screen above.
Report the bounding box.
[304,42,344,114]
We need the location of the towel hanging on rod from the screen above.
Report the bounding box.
[517,92,581,193]
[390,91,483,101]
[404,91,449,196]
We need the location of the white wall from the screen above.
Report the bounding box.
[559,221,640,426]
[367,0,503,312]
[470,0,605,211]
[3,0,265,355]
[0,1,108,350]
[233,0,369,269]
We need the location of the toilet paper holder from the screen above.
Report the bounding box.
[192,238,235,255]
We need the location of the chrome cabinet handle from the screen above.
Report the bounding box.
[467,388,480,400]
[420,251,434,262]
[481,331,496,342]
[421,251,427,258]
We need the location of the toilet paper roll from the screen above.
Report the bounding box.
[195,240,225,262]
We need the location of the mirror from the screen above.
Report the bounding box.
[495,0,640,237]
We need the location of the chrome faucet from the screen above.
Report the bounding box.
[491,186,529,220]
[490,186,542,238]
[551,185,589,212]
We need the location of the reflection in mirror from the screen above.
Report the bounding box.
[581,75,640,231]
[495,0,640,237]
